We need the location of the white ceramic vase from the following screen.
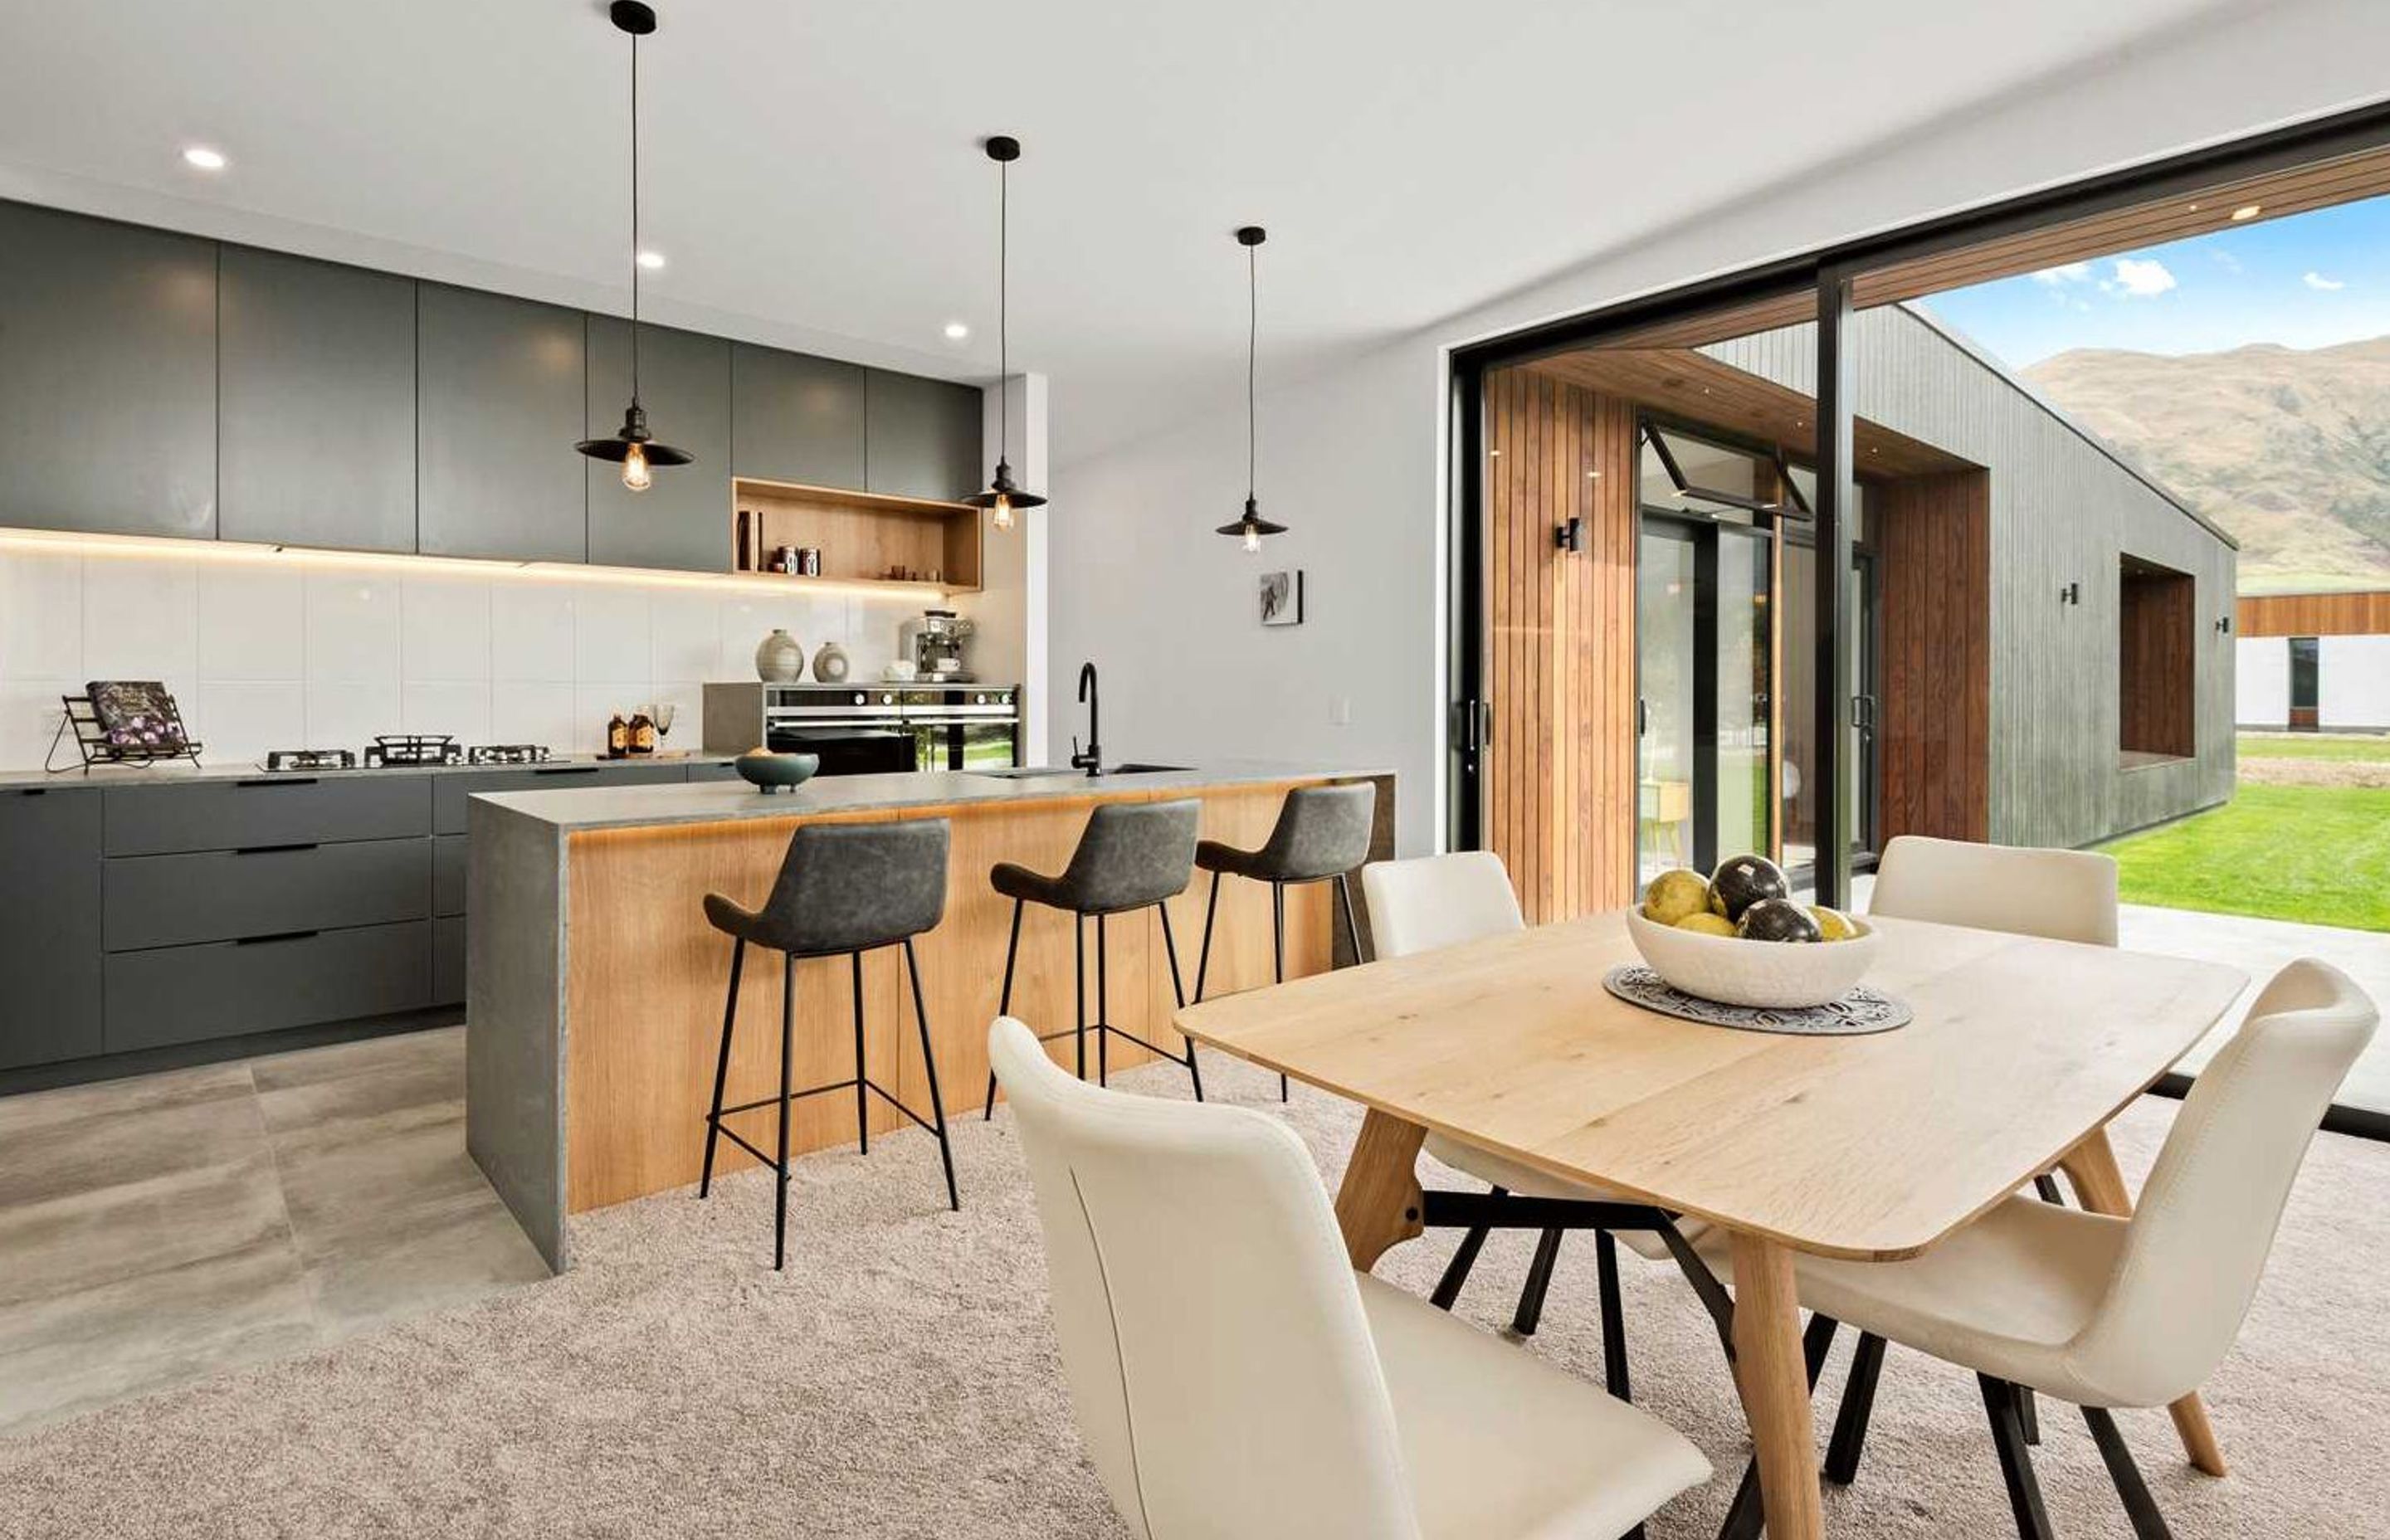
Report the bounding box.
[754,629,805,682]
[812,641,851,683]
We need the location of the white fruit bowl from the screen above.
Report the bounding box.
[1624,907,1879,1009]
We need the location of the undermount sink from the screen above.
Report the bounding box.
[968,765,1085,779]
[1104,763,1192,775]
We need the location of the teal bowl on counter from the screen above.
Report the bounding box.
[733,751,822,794]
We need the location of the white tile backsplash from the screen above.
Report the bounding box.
[0,545,917,769]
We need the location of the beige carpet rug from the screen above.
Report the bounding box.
[2,1049,2384,1538]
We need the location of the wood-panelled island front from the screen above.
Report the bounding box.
[466,764,1393,1268]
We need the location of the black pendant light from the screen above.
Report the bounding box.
[966,136,1044,530]
[1217,225,1286,551]
[574,0,692,490]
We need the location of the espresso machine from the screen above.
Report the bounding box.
[900,609,976,681]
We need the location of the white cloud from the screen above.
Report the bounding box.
[2304,270,2346,291]
[2212,250,2243,274]
[2031,261,2094,285]
[2109,257,2177,298]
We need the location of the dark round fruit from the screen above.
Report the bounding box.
[1708,853,1790,922]
[1738,897,1823,943]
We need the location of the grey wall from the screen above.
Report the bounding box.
[1707,305,2237,850]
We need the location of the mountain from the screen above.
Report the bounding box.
[2022,336,2390,594]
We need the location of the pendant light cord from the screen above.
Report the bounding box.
[1246,239,1258,503]
[997,155,1009,464]
[627,27,642,408]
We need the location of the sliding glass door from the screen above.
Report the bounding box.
[1637,513,1771,882]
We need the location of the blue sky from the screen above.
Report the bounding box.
[1918,192,2390,369]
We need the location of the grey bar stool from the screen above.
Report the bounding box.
[698,817,957,1270]
[980,798,1202,1118]
[1193,782,1376,1099]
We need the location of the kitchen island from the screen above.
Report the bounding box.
[466,763,1394,1268]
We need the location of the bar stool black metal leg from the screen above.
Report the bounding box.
[1429,1183,1504,1310]
[1074,914,1088,1082]
[983,898,1027,1119]
[1157,901,1202,1100]
[1271,880,1289,1100]
[1096,912,1111,1088]
[2034,1172,2066,1204]
[1597,1230,1632,1402]
[1826,1330,1887,1484]
[851,950,869,1155]
[2083,1406,2176,1540]
[700,938,744,1200]
[1981,1376,2056,1540]
[1334,872,1366,965]
[1510,1227,1564,1336]
[1193,870,1222,1001]
[905,938,960,1213]
[774,952,795,1271]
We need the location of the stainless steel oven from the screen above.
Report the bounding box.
[704,682,1019,777]
[906,687,1021,772]
[759,688,917,776]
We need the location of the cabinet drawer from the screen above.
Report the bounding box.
[434,833,468,917]
[0,786,104,1070]
[434,915,466,1006]
[104,921,432,1053]
[105,775,431,856]
[434,763,686,833]
[106,837,431,952]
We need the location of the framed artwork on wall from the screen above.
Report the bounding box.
[1259,569,1305,626]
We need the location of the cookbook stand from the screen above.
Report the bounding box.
[44,692,205,774]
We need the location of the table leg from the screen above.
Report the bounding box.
[2060,1128,2227,1478]
[1729,1231,1824,1540]
[1334,1109,1426,1271]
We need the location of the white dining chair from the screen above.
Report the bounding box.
[989,1015,1711,1540]
[1693,958,2378,1540]
[1362,851,1701,1414]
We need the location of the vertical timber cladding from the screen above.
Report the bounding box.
[1483,367,1639,922]
[1874,470,1992,842]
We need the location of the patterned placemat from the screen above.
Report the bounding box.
[1602,965,1912,1036]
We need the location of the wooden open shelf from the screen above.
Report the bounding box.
[732,478,983,593]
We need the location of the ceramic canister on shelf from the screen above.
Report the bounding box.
[754,628,805,682]
[812,641,851,683]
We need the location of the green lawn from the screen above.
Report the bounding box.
[2097,782,2390,932]
[2239,733,2390,763]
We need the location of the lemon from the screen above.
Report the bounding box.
[1641,868,1711,925]
[1811,904,1857,943]
[1671,911,1738,937]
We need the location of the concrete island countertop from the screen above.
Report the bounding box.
[471,760,1395,833]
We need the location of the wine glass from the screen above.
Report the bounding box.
[650,701,676,747]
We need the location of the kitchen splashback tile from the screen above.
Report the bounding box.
[304,678,399,754]
[573,683,650,753]
[82,553,198,683]
[402,681,491,744]
[0,679,76,772]
[198,564,304,683]
[573,588,651,681]
[193,681,305,765]
[303,570,401,684]
[489,682,576,751]
[488,585,575,682]
[0,549,84,682]
[649,593,718,682]
[400,576,493,683]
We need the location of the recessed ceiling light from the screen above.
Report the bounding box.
[636,250,666,270]
[2230,204,2262,222]
[182,145,227,172]
[943,320,970,341]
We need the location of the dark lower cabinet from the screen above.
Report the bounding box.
[434,917,466,1006]
[0,788,104,1070]
[105,774,431,856]
[105,923,433,1055]
[417,284,589,563]
[105,838,432,953]
[0,202,217,539]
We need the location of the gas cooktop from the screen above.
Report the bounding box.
[260,738,558,772]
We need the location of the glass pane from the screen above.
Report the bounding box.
[1638,529,1695,885]
[1714,529,1771,862]
[1641,430,1758,524]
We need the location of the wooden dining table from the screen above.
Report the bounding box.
[1173,908,2249,1540]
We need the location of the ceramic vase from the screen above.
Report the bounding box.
[754,629,805,682]
[812,641,851,683]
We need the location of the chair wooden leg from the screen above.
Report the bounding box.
[2085,1406,2177,1540]
[699,938,744,1199]
[1271,880,1288,1100]
[1156,902,1202,1100]
[1510,1228,1564,1337]
[851,950,869,1155]
[1193,870,1222,1001]
[1427,1184,1503,1311]
[1597,1230,1632,1403]
[983,898,1023,1119]
[905,938,960,1212]
[1980,1377,2056,1540]
[1825,1330,1886,1485]
[773,953,794,1272]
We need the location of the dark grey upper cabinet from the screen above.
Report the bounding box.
[730,345,865,489]
[0,202,217,538]
[587,318,731,572]
[0,787,103,1070]
[219,248,417,553]
[866,370,984,503]
[417,284,588,563]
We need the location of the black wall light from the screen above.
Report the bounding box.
[1554,516,1586,553]
[966,136,1044,532]
[1217,226,1287,552]
[2217,615,2234,634]
[574,1,693,490]
[2060,582,2082,606]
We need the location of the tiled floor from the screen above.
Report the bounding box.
[0,1026,550,1436]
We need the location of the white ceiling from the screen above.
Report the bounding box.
[0,0,2236,466]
